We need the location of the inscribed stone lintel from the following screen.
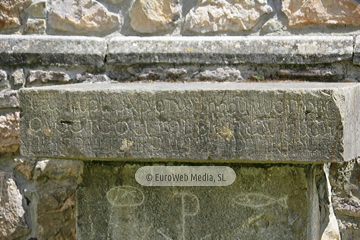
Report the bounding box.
[19,82,360,163]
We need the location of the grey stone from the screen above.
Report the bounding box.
[28,70,70,84]
[23,18,46,34]
[184,0,272,33]
[0,70,8,88]
[12,69,25,87]
[36,180,77,240]
[25,0,46,18]
[0,112,19,153]
[0,36,106,67]
[353,35,360,65]
[0,90,19,108]
[19,82,360,162]
[0,171,29,239]
[48,0,120,36]
[195,67,243,81]
[75,73,110,83]
[77,162,311,240]
[107,36,353,65]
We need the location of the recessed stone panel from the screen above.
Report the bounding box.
[77,162,310,240]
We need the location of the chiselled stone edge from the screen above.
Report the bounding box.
[0,35,107,67]
[0,35,358,66]
[107,36,354,64]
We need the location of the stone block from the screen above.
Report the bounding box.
[48,0,120,36]
[0,112,19,153]
[0,36,106,67]
[353,35,360,65]
[77,162,311,239]
[282,0,360,27]
[0,171,29,239]
[107,36,353,65]
[19,82,360,162]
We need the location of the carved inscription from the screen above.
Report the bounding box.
[20,87,343,161]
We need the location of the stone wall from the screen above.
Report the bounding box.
[0,0,360,239]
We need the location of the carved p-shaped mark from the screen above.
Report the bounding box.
[175,193,200,240]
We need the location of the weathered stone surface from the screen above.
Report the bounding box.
[33,159,83,180]
[37,181,77,240]
[185,0,272,33]
[329,160,360,239]
[24,18,46,34]
[108,36,353,64]
[105,0,123,4]
[12,69,25,87]
[130,0,181,33]
[0,112,19,153]
[25,0,46,18]
[0,0,32,30]
[33,159,82,239]
[48,0,120,35]
[0,171,29,239]
[353,35,360,66]
[0,36,106,67]
[262,18,283,33]
[282,0,360,26]
[28,70,70,84]
[14,157,35,180]
[75,73,110,83]
[195,67,243,81]
[77,162,310,239]
[0,90,19,108]
[19,82,360,162]
[0,70,8,88]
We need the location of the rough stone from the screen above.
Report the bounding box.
[25,0,46,18]
[75,73,110,83]
[195,67,243,81]
[0,0,32,30]
[353,35,360,66]
[129,0,181,33]
[0,36,107,67]
[48,0,120,35]
[37,181,77,240]
[105,0,123,4]
[282,0,360,27]
[0,90,19,108]
[329,160,360,238]
[0,112,19,153]
[19,82,360,162]
[12,69,25,87]
[107,36,353,64]
[0,171,29,239]
[28,70,70,84]
[0,70,8,88]
[184,0,272,33]
[24,18,46,34]
[77,162,310,239]
[14,157,35,180]
[261,18,283,33]
[33,159,83,180]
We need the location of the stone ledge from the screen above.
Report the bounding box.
[107,36,354,64]
[19,82,360,163]
[0,36,106,67]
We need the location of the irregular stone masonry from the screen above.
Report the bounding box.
[19,82,360,162]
